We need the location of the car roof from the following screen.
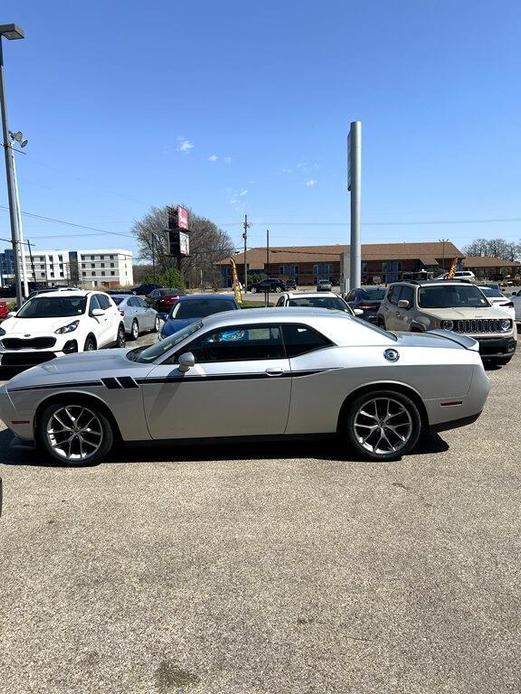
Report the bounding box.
[391,280,475,288]
[29,290,94,298]
[177,293,236,302]
[282,291,340,298]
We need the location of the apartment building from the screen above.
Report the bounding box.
[0,248,133,288]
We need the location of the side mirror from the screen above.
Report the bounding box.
[178,351,195,373]
[7,311,16,318]
[398,299,410,309]
[91,308,105,317]
[354,308,364,316]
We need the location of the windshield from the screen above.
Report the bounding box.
[360,288,386,300]
[134,321,203,363]
[288,296,350,312]
[418,285,489,309]
[479,287,503,298]
[17,296,87,318]
[171,299,236,319]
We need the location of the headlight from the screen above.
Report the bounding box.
[440,319,454,330]
[55,320,80,334]
[500,319,511,332]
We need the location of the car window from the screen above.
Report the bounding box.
[287,296,350,312]
[169,324,284,364]
[171,299,237,320]
[97,294,111,310]
[136,297,147,307]
[387,286,400,305]
[418,285,489,308]
[16,296,87,318]
[89,295,101,312]
[282,324,333,358]
[398,286,414,307]
[130,297,141,307]
[479,286,503,298]
[360,288,386,301]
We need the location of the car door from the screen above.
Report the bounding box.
[378,285,399,329]
[94,294,114,346]
[392,285,415,330]
[134,297,151,330]
[142,323,291,439]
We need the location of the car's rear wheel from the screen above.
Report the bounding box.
[38,401,114,466]
[342,390,421,461]
[251,287,257,293]
[130,319,139,341]
[116,323,126,348]
[83,335,97,351]
[152,315,161,332]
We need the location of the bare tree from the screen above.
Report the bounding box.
[132,205,235,287]
[464,238,520,261]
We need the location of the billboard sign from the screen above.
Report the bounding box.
[177,206,189,230]
[179,231,190,256]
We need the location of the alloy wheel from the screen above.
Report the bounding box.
[131,320,139,340]
[353,396,413,455]
[46,405,104,462]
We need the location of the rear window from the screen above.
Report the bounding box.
[282,324,333,357]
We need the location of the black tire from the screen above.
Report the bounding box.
[152,315,161,333]
[129,319,139,341]
[83,335,97,352]
[115,323,126,348]
[341,389,422,461]
[38,400,114,466]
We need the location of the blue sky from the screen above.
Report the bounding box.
[2,0,521,259]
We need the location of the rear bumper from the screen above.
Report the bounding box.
[430,411,482,433]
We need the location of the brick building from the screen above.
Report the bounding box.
[218,241,464,287]
[462,256,521,281]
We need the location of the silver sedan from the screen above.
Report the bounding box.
[111,294,161,340]
[0,308,490,465]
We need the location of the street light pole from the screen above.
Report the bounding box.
[11,147,29,296]
[348,121,362,291]
[0,24,25,307]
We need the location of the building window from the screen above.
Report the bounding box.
[313,263,332,282]
[92,271,96,276]
[110,263,114,268]
[60,272,64,277]
[90,255,94,260]
[91,263,95,268]
[110,255,114,259]
[101,271,105,276]
[58,255,63,261]
[279,264,298,277]
[82,272,86,276]
[111,271,115,276]
[100,263,105,268]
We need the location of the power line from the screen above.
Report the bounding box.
[217,217,521,227]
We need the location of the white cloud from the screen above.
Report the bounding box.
[305,179,317,187]
[177,137,194,153]
[223,156,232,164]
[208,154,218,161]
[239,189,248,196]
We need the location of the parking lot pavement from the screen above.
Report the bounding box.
[1,352,521,693]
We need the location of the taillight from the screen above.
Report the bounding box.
[358,304,375,310]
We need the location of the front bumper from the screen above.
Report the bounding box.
[475,336,517,359]
[0,339,79,368]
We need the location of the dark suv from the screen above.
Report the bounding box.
[247,278,286,293]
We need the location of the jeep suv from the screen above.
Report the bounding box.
[377,280,517,365]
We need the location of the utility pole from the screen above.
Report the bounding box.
[11,147,28,296]
[440,238,449,272]
[27,238,35,282]
[242,214,249,289]
[266,228,270,307]
[348,121,362,290]
[0,25,25,307]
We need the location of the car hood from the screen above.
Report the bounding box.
[420,307,510,320]
[1,316,83,336]
[161,317,199,337]
[6,349,152,390]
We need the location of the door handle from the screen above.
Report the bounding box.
[265,367,285,376]
[395,311,401,317]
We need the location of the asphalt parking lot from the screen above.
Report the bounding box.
[1,340,520,693]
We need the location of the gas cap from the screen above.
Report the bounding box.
[384,348,400,362]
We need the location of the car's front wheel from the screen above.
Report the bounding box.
[152,315,161,332]
[38,401,114,466]
[83,335,97,351]
[341,390,422,461]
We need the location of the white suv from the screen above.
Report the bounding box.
[0,290,125,369]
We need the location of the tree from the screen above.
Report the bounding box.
[463,238,520,261]
[132,205,235,287]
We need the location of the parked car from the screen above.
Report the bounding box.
[477,285,515,321]
[0,307,490,465]
[274,291,359,316]
[27,286,81,300]
[0,300,9,321]
[146,287,186,318]
[133,283,162,296]
[317,279,332,292]
[435,270,476,281]
[285,279,297,290]
[0,290,125,369]
[511,293,521,323]
[111,294,161,340]
[377,280,517,365]
[160,294,240,339]
[344,287,387,323]
[247,278,286,293]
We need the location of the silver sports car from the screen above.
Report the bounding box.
[0,308,490,465]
